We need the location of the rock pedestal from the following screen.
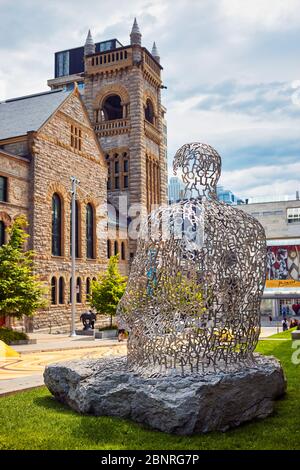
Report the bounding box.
[44,354,286,435]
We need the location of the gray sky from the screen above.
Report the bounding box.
[1,0,300,199]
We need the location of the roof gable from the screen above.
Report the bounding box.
[0,89,71,141]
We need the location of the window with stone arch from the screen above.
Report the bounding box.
[114,240,119,256]
[86,277,91,297]
[51,276,57,305]
[107,239,111,259]
[102,94,123,121]
[70,200,80,258]
[52,193,63,256]
[58,277,65,305]
[76,277,82,303]
[145,98,155,125]
[121,241,126,261]
[86,203,95,259]
[0,221,5,247]
[123,152,129,189]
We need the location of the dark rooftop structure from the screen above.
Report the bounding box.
[0,89,70,140]
[55,39,124,78]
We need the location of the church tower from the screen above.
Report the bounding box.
[83,20,168,264]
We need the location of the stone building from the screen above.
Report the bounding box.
[0,87,107,330]
[0,19,168,331]
[240,199,300,319]
[48,19,168,264]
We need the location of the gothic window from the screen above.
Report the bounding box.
[51,277,57,305]
[86,203,95,259]
[52,193,62,256]
[107,239,111,259]
[0,221,5,247]
[0,176,7,202]
[121,241,126,261]
[71,125,82,151]
[123,154,129,189]
[70,201,80,258]
[76,277,82,303]
[114,240,118,256]
[86,277,91,296]
[59,277,65,304]
[115,176,119,190]
[102,95,122,120]
[145,99,155,125]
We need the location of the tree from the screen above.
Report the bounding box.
[0,215,47,319]
[90,255,127,328]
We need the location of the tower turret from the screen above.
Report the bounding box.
[151,42,160,63]
[130,18,142,46]
[84,29,95,56]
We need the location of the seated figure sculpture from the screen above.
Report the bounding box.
[117,142,267,375]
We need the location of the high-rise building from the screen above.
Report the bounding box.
[217,186,244,205]
[168,176,184,203]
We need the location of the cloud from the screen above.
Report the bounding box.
[0,0,300,198]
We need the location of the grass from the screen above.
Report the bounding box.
[0,333,299,450]
[269,327,297,339]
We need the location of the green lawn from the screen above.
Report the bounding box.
[0,335,299,450]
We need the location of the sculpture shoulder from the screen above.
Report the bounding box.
[224,203,266,237]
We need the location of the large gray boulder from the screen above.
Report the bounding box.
[44,354,286,435]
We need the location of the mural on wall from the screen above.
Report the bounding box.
[266,245,300,287]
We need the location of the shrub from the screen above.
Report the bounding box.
[0,327,29,344]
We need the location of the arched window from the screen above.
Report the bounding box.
[86,204,95,259]
[0,221,5,247]
[102,95,122,120]
[86,277,91,296]
[114,240,118,256]
[70,201,80,258]
[145,99,155,124]
[76,277,82,303]
[52,193,62,256]
[107,239,111,259]
[58,277,64,304]
[121,242,126,261]
[51,277,57,305]
[92,277,97,282]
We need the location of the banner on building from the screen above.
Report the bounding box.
[266,245,300,288]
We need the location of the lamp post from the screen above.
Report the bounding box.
[70,176,80,337]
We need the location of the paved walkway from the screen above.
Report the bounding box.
[0,327,287,396]
[0,334,126,396]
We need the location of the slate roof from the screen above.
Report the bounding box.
[0,89,70,140]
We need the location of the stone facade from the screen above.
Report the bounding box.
[0,88,108,331]
[82,25,168,263]
[0,21,168,331]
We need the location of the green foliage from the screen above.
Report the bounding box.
[0,215,47,319]
[0,338,299,450]
[90,255,127,327]
[0,327,28,344]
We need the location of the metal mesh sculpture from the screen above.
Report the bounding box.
[117,143,267,376]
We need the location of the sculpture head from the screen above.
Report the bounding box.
[173,142,221,197]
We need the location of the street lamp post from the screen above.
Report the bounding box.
[70,176,80,337]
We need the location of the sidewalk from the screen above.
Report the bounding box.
[12,332,120,354]
[0,327,284,396]
[0,335,127,397]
